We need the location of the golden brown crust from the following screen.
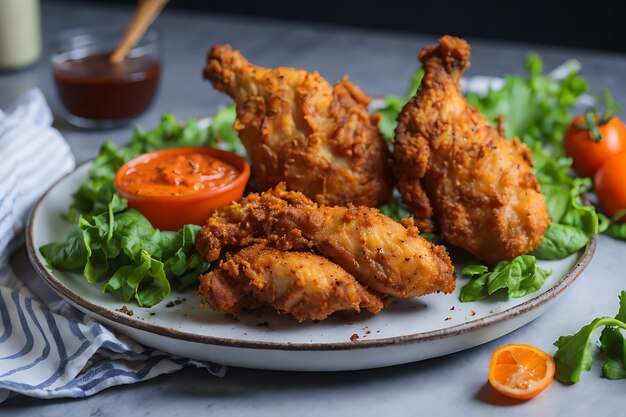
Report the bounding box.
[196,184,456,298]
[393,35,550,264]
[204,44,393,207]
[198,244,384,322]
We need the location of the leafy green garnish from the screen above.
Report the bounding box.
[533,149,598,237]
[600,293,626,379]
[206,103,246,156]
[467,54,588,155]
[554,318,612,383]
[553,291,626,382]
[605,222,626,241]
[460,255,551,302]
[599,325,626,380]
[531,223,589,260]
[531,172,597,259]
[599,210,626,241]
[40,195,209,307]
[379,191,411,221]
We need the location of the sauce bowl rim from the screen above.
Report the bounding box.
[114,146,251,203]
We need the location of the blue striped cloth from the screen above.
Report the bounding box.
[0,89,225,403]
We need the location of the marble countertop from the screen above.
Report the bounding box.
[3,1,626,416]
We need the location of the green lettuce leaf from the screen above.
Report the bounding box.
[39,222,87,271]
[532,223,589,260]
[102,250,171,307]
[554,317,609,383]
[600,292,626,379]
[41,196,210,307]
[206,103,246,157]
[530,146,597,260]
[378,191,411,221]
[466,54,588,154]
[160,224,209,290]
[599,326,626,380]
[608,223,626,241]
[600,210,626,241]
[553,291,626,383]
[460,255,551,302]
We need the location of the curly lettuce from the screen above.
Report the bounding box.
[41,195,208,307]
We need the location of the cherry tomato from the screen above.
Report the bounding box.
[563,116,626,178]
[594,152,626,222]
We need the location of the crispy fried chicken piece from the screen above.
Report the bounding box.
[203,44,393,207]
[393,35,550,264]
[198,244,384,322]
[196,184,455,298]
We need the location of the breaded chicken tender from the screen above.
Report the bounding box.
[196,184,455,298]
[204,44,393,207]
[198,244,384,322]
[393,35,550,264]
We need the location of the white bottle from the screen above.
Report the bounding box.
[0,0,42,70]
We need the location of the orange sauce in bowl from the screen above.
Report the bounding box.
[117,152,240,197]
[114,146,250,230]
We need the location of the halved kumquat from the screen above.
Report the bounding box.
[488,344,555,400]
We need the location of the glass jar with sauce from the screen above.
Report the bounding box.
[51,27,162,128]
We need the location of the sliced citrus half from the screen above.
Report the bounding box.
[488,343,555,400]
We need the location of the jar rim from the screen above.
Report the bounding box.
[50,26,160,61]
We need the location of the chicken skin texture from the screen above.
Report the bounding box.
[393,35,550,264]
[196,184,455,298]
[198,244,384,322]
[204,44,392,207]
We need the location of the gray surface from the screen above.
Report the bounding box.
[3,1,626,415]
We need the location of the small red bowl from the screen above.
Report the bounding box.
[114,146,250,231]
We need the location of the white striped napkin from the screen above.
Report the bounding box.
[0,89,225,403]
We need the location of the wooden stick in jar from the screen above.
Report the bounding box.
[110,0,169,64]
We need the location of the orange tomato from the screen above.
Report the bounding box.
[488,344,555,400]
[563,116,626,178]
[594,152,626,222]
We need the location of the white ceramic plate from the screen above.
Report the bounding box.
[27,162,595,371]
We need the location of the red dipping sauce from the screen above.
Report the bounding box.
[53,51,161,121]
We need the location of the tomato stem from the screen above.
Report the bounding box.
[580,109,603,142]
[575,89,622,142]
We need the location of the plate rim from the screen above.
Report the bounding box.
[26,160,597,352]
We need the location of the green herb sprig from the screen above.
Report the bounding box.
[460,255,552,302]
[553,291,626,382]
[41,195,209,307]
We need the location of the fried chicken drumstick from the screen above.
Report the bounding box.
[204,44,393,207]
[199,244,384,322]
[196,184,455,298]
[393,35,550,264]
